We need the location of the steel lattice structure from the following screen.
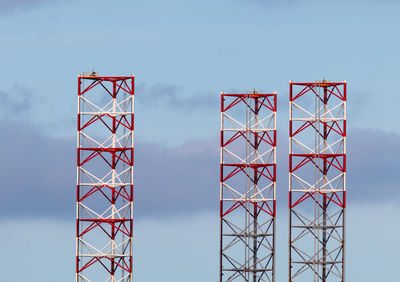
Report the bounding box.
[289,81,346,282]
[76,74,134,282]
[220,91,277,282]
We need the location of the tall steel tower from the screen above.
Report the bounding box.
[220,91,277,282]
[76,73,134,282]
[289,81,346,281]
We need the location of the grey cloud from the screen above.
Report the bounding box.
[0,0,79,15]
[347,128,399,201]
[0,121,219,219]
[0,121,75,219]
[0,120,397,219]
[134,138,219,216]
[137,83,216,112]
[0,85,35,118]
[0,0,47,12]
[275,127,400,206]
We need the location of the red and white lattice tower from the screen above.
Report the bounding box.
[289,81,346,281]
[220,91,277,282]
[76,73,134,282]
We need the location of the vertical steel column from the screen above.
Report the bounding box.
[289,81,346,282]
[220,91,277,281]
[76,74,135,282]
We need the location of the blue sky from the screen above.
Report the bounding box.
[0,0,399,281]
